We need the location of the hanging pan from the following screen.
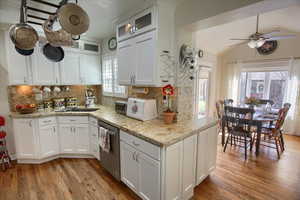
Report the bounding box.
[57,3,90,36]
[9,0,38,51]
[43,15,73,47]
[15,46,34,56]
[43,43,65,62]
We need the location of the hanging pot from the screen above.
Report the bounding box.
[43,43,65,62]
[57,3,90,35]
[9,0,38,50]
[15,46,34,56]
[43,15,73,47]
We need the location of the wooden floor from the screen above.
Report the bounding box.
[1,135,300,200]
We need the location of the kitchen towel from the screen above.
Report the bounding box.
[99,127,110,153]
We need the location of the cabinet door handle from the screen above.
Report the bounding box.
[136,152,139,162]
[132,152,136,161]
[43,120,51,123]
[53,127,56,133]
[56,77,58,84]
[29,120,32,127]
[24,77,27,83]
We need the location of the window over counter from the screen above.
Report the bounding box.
[239,71,288,108]
[102,54,127,97]
[195,68,211,118]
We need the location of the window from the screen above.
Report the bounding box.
[195,68,210,118]
[239,71,288,108]
[102,54,127,97]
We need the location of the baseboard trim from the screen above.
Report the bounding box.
[17,154,95,164]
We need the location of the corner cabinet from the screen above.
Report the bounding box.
[116,5,175,86]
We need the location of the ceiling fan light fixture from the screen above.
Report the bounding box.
[256,39,265,48]
[247,40,257,48]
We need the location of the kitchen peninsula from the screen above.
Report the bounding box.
[11,105,218,200]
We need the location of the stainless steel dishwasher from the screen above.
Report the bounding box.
[98,120,120,181]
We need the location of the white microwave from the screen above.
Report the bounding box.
[126,98,158,121]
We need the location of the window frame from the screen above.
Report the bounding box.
[102,53,127,98]
[194,67,211,119]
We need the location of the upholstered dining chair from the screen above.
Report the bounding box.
[223,106,255,160]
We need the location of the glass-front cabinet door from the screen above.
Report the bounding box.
[133,7,156,35]
[117,20,134,41]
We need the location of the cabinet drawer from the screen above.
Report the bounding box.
[39,117,56,126]
[89,117,98,126]
[120,130,160,161]
[58,116,88,124]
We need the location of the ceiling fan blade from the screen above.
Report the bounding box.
[261,30,280,38]
[230,39,251,41]
[266,35,296,41]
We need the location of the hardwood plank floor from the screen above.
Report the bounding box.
[0,135,299,200]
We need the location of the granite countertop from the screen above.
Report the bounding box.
[10,106,218,147]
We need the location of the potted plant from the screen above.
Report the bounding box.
[244,96,259,108]
[162,84,176,124]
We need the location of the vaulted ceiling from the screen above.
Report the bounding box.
[195,5,300,55]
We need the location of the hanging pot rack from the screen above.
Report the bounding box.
[24,0,76,26]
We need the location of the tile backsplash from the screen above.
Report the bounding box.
[9,85,177,119]
[8,85,101,112]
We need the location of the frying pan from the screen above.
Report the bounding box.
[9,0,38,50]
[43,43,65,62]
[15,46,34,56]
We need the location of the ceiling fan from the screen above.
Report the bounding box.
[230,15,296,49]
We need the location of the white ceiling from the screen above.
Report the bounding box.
[0,0,156,40]
[195,5,300,55]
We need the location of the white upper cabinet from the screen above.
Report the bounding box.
[31,45,60,85]
[5,31,101,86]
[80,54,102,85]
[60,51,81,85]
[133,7,156,36]
[117,7,156,42]
[135,31,157,85]
[5,33,32,85]
[116,5,175,86]
[117,39,136,85]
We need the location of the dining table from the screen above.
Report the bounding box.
[221,105,279,156]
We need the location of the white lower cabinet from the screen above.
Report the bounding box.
[59,124,76,153]
[13,119,38,159]
[89,119,100,160]
[120,138,161,200]
[59,121,90,154]
[121,142,139,193]
[196,125,218,185]
[39,124,59,158]
[74,124,90,154]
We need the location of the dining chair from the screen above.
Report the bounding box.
[216,100,224,133]
[255,107,288,159]
[223,106,255,160]
[224,99,233,106]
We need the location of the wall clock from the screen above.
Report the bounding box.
[257,40,278,55]
[108,37,117,51]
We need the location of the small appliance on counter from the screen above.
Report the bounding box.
[115,101,127,115]
[53,98,66,111]
[85,88,97,108]
[66,97,78,109]
[126,98,158,121]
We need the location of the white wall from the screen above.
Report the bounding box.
[0,29,15,157]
